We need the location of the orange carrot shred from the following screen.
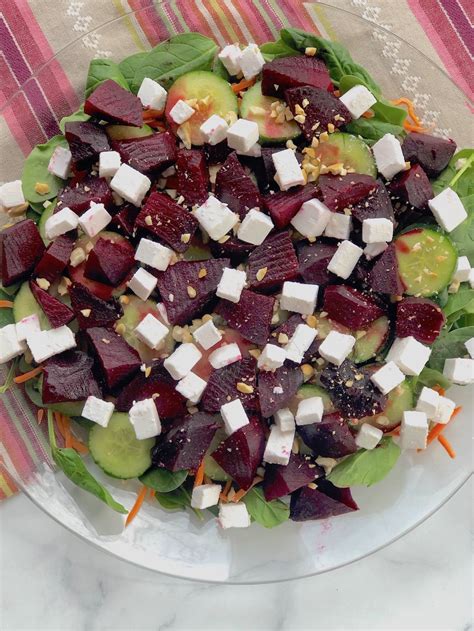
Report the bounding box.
[437,434,456,458]
[433,385,446,396]
[0,300,14,308]
[126,486,148,527]
[61,414,73,449]
[13,365,43,384]
[37,408,44,424]
[361,110,375,119]
[193,460,205,488]
[231,77,256,93]
[232,476,263,503]
[219,479,232,502]
[149,488,155,499]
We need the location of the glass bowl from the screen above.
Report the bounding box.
[1,2,472,584]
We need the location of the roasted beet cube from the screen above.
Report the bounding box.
[84,236,135,286]
[351,180,395,223]
[151,412,221,472]
[34,235,74,283]
[216,289,275,346]
[64,121,110,169]
[156,258,229,325]
[297,412,358,457]
[214,152,262,219]
[396,297,445,344]
[263,453,322,501]
[402,132,456,178]
[68,282,123,329]
[204,140,232,165]
[247,231,299,291]
[263,184,318,229]
[323,285,384,330]
[297,241,338,286]
[0,219,45,286]
[135,191,198,253]
[209,235,255,263]
[30,281,74,328]
[258,364,303,418]
[290,480,358,521]
[368,244,405,295]
[85,79,142,127]
[319,174,377,211]
[262,56,333,98]
[42,350,101,404]
[175,148,209,206]
[111,203,140,237]
[112,131,177,175]
[388,163,433,210]
[58,176,112,215]
[202,356,258,413]
[285,86,351,140]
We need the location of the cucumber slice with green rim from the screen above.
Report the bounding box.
[106,124,153,140]
[89,412,154,479]
[203,429,229,481]
[240,81,301,144]
[293,383,335,413]
[352,316,390,364]
[13,282,51,330]
[395,228,457,297]
[38,201,56,245]
[313,132,377,177]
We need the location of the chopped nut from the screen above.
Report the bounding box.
[404,161,411,170]
[294,114,306,124]
[327,122,335,133]
[319,131,329,142]
[115,323,126,335]
[36,277,50,290]
[236,382,254,394]
[144,366,152,378]
[300,364,314,379]
[70,247,86,267]
[306,314,318,328]
[302,98,309,108]
[8,202,29,217]
[152,392,161,400]
[311,136,320,148]
[345,379,354,387]
[311,121,320,131]
[80,308,91,317]
[119,295,130,305]
[198,268,207,279]
[101,338,110,344]
[315,456,337,474]
[181,233,191,244]
[255,267,268,281]
[249,105,267,116]
[187,285,197,298]
[144,215,153,226]
[57,276,71,296]
[305,46,317,56]
[307,482,318,490]
[34,182,50,195]
[248,348,261,359]
[294,103,305,116]
[277,332,289,344]
[286,139,297,150]
[275,112,285,124]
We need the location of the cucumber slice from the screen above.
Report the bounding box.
[165,71,238,146]
[203,429,229,482]
[360,379,414,431]
[38,201,56,245]
[89,412,154,479]
[293,383,335,413]
[106,124,153,140]
[240,81,300,144]
[352,316,390,363]
[313,132,377,177]
[13,282,51,330]
[395,228,457,297]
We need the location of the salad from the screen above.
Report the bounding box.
[0,27,473,531]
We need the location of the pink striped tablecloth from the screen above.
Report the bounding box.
[0,0,472,499]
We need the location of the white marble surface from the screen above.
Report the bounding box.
[0,480,471,631]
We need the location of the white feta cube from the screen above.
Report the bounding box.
[295,396,324,426]
[127,268,157,301]
[443,357,474,385]
[99,151,121,178]
[164,343,202,380]
[216,267,247,303]
[0,180,25,208]
[218,502,250,529]
[191,483,221,509]
[110,163,151,206]
[428,187,467,233]
[15,314,41,343]
[129,398,161,439]
[386,336,431,376]
[258,343,287,371]
[469,268,474,289]
[318,330,356,366]
[291,199,331,238]
[324,213,352,240]
[135,237,173,271]
[284,324,317,364]
[78,203,112,238]
[192,319,222,350]
[236,141,262,158]
[272,149,305,191]
[26,326,76,363]
[433,395,456,424]
[263,425,295,465]
[465,337,474,359]
[81,396,114,428]
[355,423,383,450]
[370,361,405,394]
[134,313,168,350]
[169,99,195,124]
[362,218,393,243]
[208,343,242,369]
[45,206,79,240]
[372,133,406,180]
[200,114,229,146]
[220,398,249,435]
[0,324,25,363]
[137,77,167,111]
[280,281,318,315]
[194,196,239,241]
[240,43,265,80]
[416,386,440,418]
[48,146,72,180]
[327,240,363,279]
[175,371,207,404]
[237,208,274,245]
[274,408,295,432]
[227,119,259,153]
[218,44,243,76]
[339,85,377,119]
[400,411,429,450]
[364,242,388,260]
[453,256,471,282]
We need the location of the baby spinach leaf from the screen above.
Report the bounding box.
[411,367,451,393]
[443,287,474,327]
[0,288,15,327]
[21,135,68,204]
[345,118,405,145]
[243,487,289,528]
[59,106,89,133]
[260,39,299,61]
[428,326,474,371]
[0,359,17,394]
[328,437,400,488]
[212,56,231,80]
[155,486,191,511]
[339,75,406,126]
[139,467,188,493]
[119,52,149,92]
[85,59,130,98]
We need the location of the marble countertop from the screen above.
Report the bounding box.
[0,480,471,631]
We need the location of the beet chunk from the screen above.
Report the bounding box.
[352,180,395,223]
[201,356,258,412]
[290,480,358,521]
[209,235,255,263]
[112,131,177,175]
[135,191,198,253]
[0,219,45,286]
[297,241,338,286]
[35,235,74,283]
[263,184,318,229]
[204,140,232,165]
[297,412,358,457]
[247,231,299,291]
[175,148,209,206]
[42,350,101,404]
[58,176,112,215]
[64,121,110,169]
[263,453,323,501]
[85,79,142,127]
[215,152,262,219]
[30,281,74,328]
[368,244,405,295]
[258,364,303,418]
[319,174,377,211]
[111,203,140,237]
[151,412,221,472]
[262,56,333,99]
[388,163,433,210]
[285,86,351,140]
[69,282,123,329]
[216,290,275,345]
[396,297,445,344]
[402,132,456,178]
[323,285,384,330]
[84,237,135,286]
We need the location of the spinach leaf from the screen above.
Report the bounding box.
[212,56,231,80]
[411,367,451,393]
[21,135,68,204]
[243,487,289,528]
[85,59,130,98]
[428,326,474,371]
[59,106,89,133]
[47,410,127,514]
[328,437,400,488]
[139,467,188,493]
[0,359,17,394]
[339,75,406,126]
[155,486,191,511]
[345,119,405,145]
[443,287,474,327]
[119,52,149,92]
[0,288,15,327]
[0,282,21,297]
[260,39,299,61]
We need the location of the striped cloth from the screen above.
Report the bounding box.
[0,0,472,499]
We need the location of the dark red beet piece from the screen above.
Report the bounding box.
[135,191,198,253]
[85,326,141,392]
[30,281,74,328]
[42,350,101,404]
[297,241,338,286]
[84,79,142,127]
[258,364,303,418]
[319,174,377,211]
[175,148,209,206]
[204,140,232,165]
[201,356,258,412]
[263,453,323,501]
[369,244,405,295]
[262,56,333,99]
[214,152,262,219]
[111,203,140,237]
[396,297,445,344]
[352,180,395,223]
[212,416,265,490]
[84,236,135,286]
[68,282,123,329]
[402,132,456,178]
[290,480,358,521]
[297,412,358,457]
[247,231,299,291]
[323,285,384,330]
[209,235,255,263]
[68,263,115,301]
[269,314,320,363]
[388,163,433,210]
[0,219,45,286]
[151,412,221,472]
[216,290,275,346]
[64,121,110,169]
[156,258,229,325]
[263,184,317,229]
[58,176,112,215]
[284,86,351,140]
[34,235,74,283]
[112,131,177,175]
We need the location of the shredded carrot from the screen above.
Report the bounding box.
[149,488,155,499]
[193,460,205,488]
[391,97,429,133]
[219,479,233,502]
[13,365,43,384]
[125,485,148,527]
[0,300,14,308]
[361,110,375,119]
[232,476,263,503]
[203,474,212,485]
[60,414,73,449]
[424,406,462,449]
[333,90,341,97]
[142,108,164,120]
[388,426,401,437]
[37,408,44,424]
[433,385,446,396]
[231,77,256,93]
[403,121,429,133]
[437,434,456,458]
[53,412,88,453]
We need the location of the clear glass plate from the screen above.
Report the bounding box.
[1,2,472,583]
